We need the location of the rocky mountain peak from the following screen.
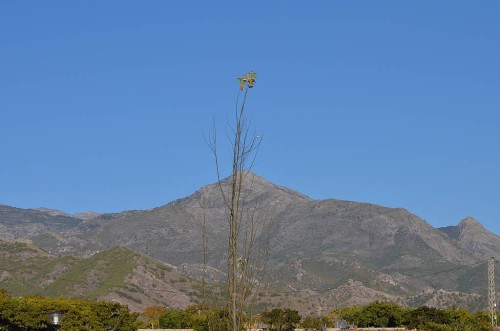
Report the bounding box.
[168,172,310,212]
[458,216,482,228]
[219,172,309,199]
[453,217,481,237]
[439,216,500,260]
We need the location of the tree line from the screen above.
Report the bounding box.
[143,301,497,331]
[0,289,137,330]
[1,288,498,331]
[329,301,494,331]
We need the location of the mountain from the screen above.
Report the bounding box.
[1,174,499,312]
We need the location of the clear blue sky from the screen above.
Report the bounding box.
[1,1,499,235]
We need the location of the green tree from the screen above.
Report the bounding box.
[403,306,452,330]
[359,301,404,327]
[140,306,168,329]
[261,308,301,330]
[301,315,327,330]
[159,309,194,329]
[206,308,230,331]
[400,306,492,331]
[469,310,493,331]
[0,296,138,330]
[331,305,363,326]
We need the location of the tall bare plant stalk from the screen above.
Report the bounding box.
[208,71,267,331]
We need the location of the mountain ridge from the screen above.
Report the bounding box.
[1,174,499,312]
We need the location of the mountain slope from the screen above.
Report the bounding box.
[0,238,201,312]
[0,204,83,239]
[439,216,500,260]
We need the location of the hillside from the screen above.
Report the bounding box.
[0,239,201,312]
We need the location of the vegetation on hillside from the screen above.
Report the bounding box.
[0,241,201,311]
